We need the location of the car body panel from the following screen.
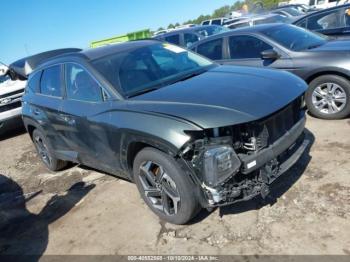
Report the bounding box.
[21,41,308,208]
[191,24,350,83]
[130,65,307,128]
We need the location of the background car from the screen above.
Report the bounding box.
[225,14,292,29]
[0,73,26,136]
[270,6,306,17]
[191,23,350,119]
[293,3,350,37]
[201,17,228,26]
[153,25,229,47]
[273,4,321,13]
[21,41,308,224]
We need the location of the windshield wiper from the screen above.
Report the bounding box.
[167,70,205,85]
[127,87,158,98]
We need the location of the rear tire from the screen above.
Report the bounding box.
[306,75,350,119]
[133,147,200,224]
[32,129,67,171]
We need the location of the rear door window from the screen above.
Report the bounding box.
[40,65,62,97]
[229,35,272,59]
[197,38,223,60]
[164,34,180,45]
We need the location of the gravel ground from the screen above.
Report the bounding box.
[0,116,349,255]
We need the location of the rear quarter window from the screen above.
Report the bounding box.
[27,71,42,93]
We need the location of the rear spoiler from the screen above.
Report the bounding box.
[1,48,82,80]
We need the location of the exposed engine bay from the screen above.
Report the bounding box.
[181,97,310,207]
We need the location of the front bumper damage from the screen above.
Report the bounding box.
[194,117,310,207]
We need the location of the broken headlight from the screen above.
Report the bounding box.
[203,146,241,187]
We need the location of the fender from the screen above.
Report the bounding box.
[107,109,203,173]
[302,66,350,82]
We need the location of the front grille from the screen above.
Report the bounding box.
[0,101,22,113]
[259,97,301,145]
[0,89,24,99]
[239,97,302,153]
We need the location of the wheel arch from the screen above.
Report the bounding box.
[305,70,350,84]
[121,132,183,177]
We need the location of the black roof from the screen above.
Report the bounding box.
[8,48,82,79]
[81,39,160,60]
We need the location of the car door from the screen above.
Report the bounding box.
[222,34,292,69]
[196,38,225,61]
[31,65,68,152]
[59,63,117,173]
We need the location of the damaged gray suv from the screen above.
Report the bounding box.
[21,41,309,224]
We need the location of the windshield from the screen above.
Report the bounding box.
[0,75,10,85]
[194,25,229,37]
[282,7,304,16]
[92,43,214,97]
[262,24,327,51]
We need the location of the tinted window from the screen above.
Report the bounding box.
[0,75,10,84]
[211,19,222,25]
[306,9,346,30]
[92,43,212,97]
[184,33,200,47]
[197,39,223,60]
[65,64,102,102]
[296,18,307,28]
[231,22,251,29]
[195,25,229,37]
[40,65,62,97]
[229,35,272,59]
[202,21,210,25]
[262,24,327,51]
[27,71,41,93]
[165,34,180,45]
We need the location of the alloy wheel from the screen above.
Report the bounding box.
[138,160,180,216]
[312,82,347,114]
[33,135,52,167]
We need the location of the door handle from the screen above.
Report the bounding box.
[33,108,40,116]
[58,114,76,126]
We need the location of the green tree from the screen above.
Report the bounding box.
[167,23,175,29]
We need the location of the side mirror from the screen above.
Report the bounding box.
[0,63,9,77]
[261,49,280,60]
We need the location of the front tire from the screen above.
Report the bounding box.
[306,75,350,119]
[133,147,200,224]
[32,129,67,171]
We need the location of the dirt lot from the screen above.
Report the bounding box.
[0,116,349,256]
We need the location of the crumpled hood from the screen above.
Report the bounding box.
[128,65,307,129]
